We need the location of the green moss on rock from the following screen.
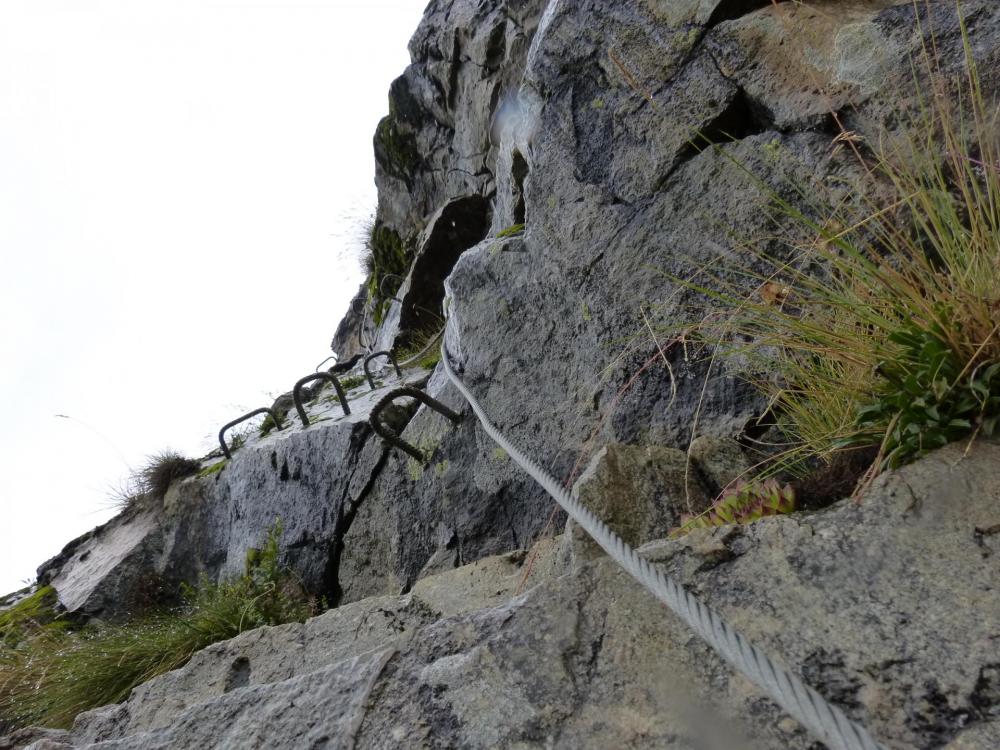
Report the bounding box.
[0,586,68,648]
[198,461,227,479]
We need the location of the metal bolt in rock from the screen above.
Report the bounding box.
[293,372,350,427]
[315,355,338,372]
[364,351,402,390]
[219,407,283,460]
[369,386,462,461]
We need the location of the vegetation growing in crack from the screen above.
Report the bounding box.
[362,222,414,326]
[198,460,227,479]
[337,374,366,392]
[140,452,201,501]
[0,521,317,731]
[396,325,444,370]
[495,222,525,238]
[663,26,1000,492]
[259,411,279,436]
[672,480,796,537]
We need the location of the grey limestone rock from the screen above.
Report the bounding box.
[336,0,1000,602]
[15,442,999,749]
[37,372,430,619]
[567,442,710,561]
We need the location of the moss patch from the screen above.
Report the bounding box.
[198,460,227,479]
[374,113,421,184]
[338,374,366,392]
[364,223,414,326]
[496,223,525,239]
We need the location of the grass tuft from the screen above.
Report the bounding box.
[337,374,366,391]
[671,23,1000,484]
[396,325,443,370]
[140,452,201,500]
[0,522,316,731]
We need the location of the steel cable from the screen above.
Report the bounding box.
[439,340,886,750]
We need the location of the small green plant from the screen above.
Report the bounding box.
[226,422,255,452]
[672,480,796,537]
[396,326,443,370]
[496,223,525,238]
[338,374,365,391]
[259,412,278,437]
[0,522,316,730]
[848,321,1000,468]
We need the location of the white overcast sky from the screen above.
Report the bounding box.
[0,0,427,595]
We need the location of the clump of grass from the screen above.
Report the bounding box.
[396,325,444,370]
[226,422,254,452]
[106,451,201,511]
[674,27,1000,483]
[0,587,70,649]
[0,522,316,731]
[259,412,278,437]
[140,451,201,500]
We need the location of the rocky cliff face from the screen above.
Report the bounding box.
[8,442,1000,749]
[8,0,1000,748]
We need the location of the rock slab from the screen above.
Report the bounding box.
[13,442,998,750]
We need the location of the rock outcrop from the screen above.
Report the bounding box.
[328,0,1000,603]
[11,442,999,749]
[36,369,431,619]
[10,1,1000,747]
[40,0,1000,620]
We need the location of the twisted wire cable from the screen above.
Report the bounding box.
[439,342,885,750]
[397,328,444,368]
